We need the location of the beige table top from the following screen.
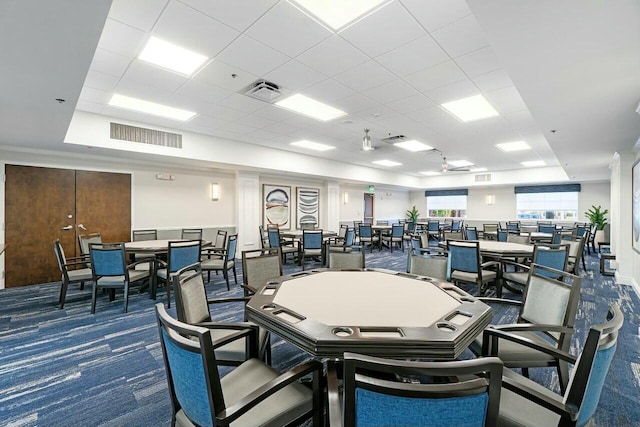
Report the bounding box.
[280,230,337,238]
[124,239,209,252]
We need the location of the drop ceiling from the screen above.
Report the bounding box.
[1,0,639,186]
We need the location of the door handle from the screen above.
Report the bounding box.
[78,224,87,231]
[61,225,73,230]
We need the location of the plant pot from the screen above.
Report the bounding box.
[594,230,606,248]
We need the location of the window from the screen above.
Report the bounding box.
[516,191,579,220]
[426,195,467,218]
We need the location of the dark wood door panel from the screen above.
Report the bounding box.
[5,165,76,287]
[75,170,131,245]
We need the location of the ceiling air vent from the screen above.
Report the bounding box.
[244,80,282,102]
[110,122,182,148]
[475,173,492,182]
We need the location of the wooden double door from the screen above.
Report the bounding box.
[4,165,131,287]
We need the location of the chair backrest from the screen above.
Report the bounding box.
[427,220,440,232]
[442,231,463,241]
[507,233,530,245]
[300,222,317,230]
[167,240,202,274]
[181,228,203,240]
[451,219,462,231]
[344,228,355,247]
[173,263,211,324]
[155,303,229,427]
[483,223,499,233]
[78,232,102,257]
[328,252,365,269]
[341,352,503,427]
[447,240,481,278]
[53,239,70,278]
[409,254,448,280]
[376,220,389,225]
[575,224,588,238]
[496,230,508,241]
[465,226,478,240]
[303,230,323,250]
[550,230,563,244]
[132,229,157,242]
[338,224,348,240]
[532,244,569,276]
[406,221,416,233]
[258,225,270,249]
[566,304,623,426]
[561,236,586,274]
[213,230,227,249]
[506,221,520,232]
[242,248,283,292]
[419,232,430,248]
[225,235,238,261]
[390,224,404,238]
[359,225,373,238]
[267,228,282,248]
[538,224,556,234]
[520,264,582,347]
[89,242,127,278]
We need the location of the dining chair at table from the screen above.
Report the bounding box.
[241,247,282,296]
[381,224,405,252]
[155,239,202,308]
[451,219,463,232]
[482,223,500,240]
[54,239,92,309]
[155,303,324,427]
[299,229,324,270]
[78,232,102,265]
[426,220,440,242]
[465,226,479,240]
[561,234,587,274]
[538,224,556,234]
[358,224,379,253]
[446,240,500,295]
[496,230,508,242]
[501,243,569,296]
[506,221,521,234]
[407,250,448,281]
[201,234,238,290]
[267,226,299,263]
[89,242,151,313]
[326,227,356,260]
[181,228,203,241]
[328,251,365,269]
[130,229,158,264]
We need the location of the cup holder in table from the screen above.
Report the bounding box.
[460,297,475,303]
[332,327,354,337]
[436,322,457,332]
[261,303,277,311]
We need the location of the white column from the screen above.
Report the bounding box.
[611,150,635,285]
[326,182,340,231]
[235,171,261,254]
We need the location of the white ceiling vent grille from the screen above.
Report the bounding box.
[475,173,492,182]
[110,123,182,148]
[244,80,282,102]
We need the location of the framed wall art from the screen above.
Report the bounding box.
[296,187,320,228]
[263,184,291,230]
[633,158,640,253]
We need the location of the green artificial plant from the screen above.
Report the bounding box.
[585,205,608,230]
[406,205,420,222]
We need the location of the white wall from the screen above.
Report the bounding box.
[339,184,411,223]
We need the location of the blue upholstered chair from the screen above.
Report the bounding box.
[358,225,379,253]
[501,243,569,295]
[497,230,508,242]
[382,224,405,252]
[155,240,201,308]
[155,303,323,427]
[446,240,499,295]
[267,226,298,263]
[54,239,92,309]
[451,219,463,232]
[299,229,323,270]
[201,234,237,290]
[465,226,479,240]
[327,352,503,427]
[494,304,623,426]
[538,224,556,234]
[471,264,582,394]
[426,220,440,242]
[89,242,150,313]
[506,221,520,233]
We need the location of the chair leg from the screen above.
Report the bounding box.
[91,283,98,314]
[166,278,171,309]
[581,253,587,271]
[232,265,237,285]
[123,283,129,313]
[59,280,69,309]
[224,269,230,290]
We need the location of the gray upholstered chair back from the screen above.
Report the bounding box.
[78,233,102,257]
[328,252,365,269]
[507,233,530,244]
[173,264,211,325]
[181,228,203,240]
[213,230,228,249]
[442,231,463,241]
[242,248,283,292]
[132,229,157,241]
[409,255,447,280]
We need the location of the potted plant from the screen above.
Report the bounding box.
[406,206,420,223]
[585,205,609,246]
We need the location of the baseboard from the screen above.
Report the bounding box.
[615,271,640,296]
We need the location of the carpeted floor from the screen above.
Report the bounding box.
[0,248,638,426]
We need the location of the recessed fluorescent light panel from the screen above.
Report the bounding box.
[496,141,531,152]
[290,140,335,151]
[448,160,474,168]
[521,160,546,167]
[372,160,402,167]
[138,36,209,76]
[290,0,391,31]
[470,167,488,173]
[108,94,197,121]
[441,94,499,122]
[419,171,440,176]
[394,140,434,152]
[275,93,347,121]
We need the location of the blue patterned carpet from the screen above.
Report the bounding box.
[0,249,638,426]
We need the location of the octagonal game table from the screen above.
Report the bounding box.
[246,269,492,360]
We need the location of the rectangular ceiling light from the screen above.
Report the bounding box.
[108,94,197,121]
[469,167,488,172]
[521,160,546,167]
[290,0,391,31]
[372,160,402,167]
[394,140,434,152]
[495,141,531,152]
[419,171,440,176]
[441,94,499,122]
[448,160,474,168]
[275,93,347,121]
[138,36,209,76]
[290,140,335,151]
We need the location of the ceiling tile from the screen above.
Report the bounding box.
[484,86,529,115]
[265,60,327,92]
[401,0,471,32]
[367,80,419,104]
[334,61,396,92]
[296,35,369,77]
[196,103,247,122]
[98,18,146,58]
[191,114,233,130]
[122,60,189,92]
[75,99,105,114]
[79,86,111,104]
[194,60,259,92]
[375,35,448,77]
[178,0,279,32]
[89,47,132,77]
[431,15,489,58]
[253,104,299,122]
[333,93,379,115]
[303,79,357,102]
[153,1,240,58]
[385,93,436,114]
[108,0,168,32]
[215,35,290,77]
[424,79,479,104]
[232,114,276,129]
[472,69,514,92]
[176,80,234,104]
[218,92,268,114]
[455,46,502,77]
[246,1,330,57]
[100,105,148,123]
[404,61,466,92]
[83,69,121,93]
[339,1,425,57]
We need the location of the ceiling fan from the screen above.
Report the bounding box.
[441,156,472,173]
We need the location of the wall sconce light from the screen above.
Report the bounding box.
[343,192,349,204]
[485,194,495,205]
[211,183,220,201]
